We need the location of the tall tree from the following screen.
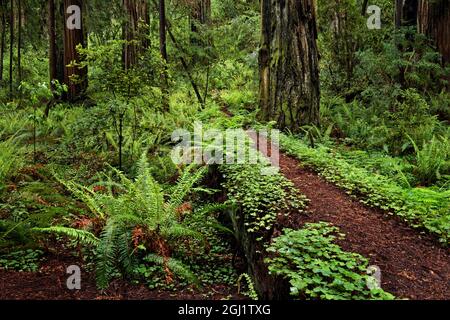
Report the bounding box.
[122,0,150,69]
[259,0,320,132]
[159,0,169,109]
[418,0,450,64]
[16,0,21,82]
[9,0,13,95]
[190,0,210,35]
[63,0,87,101]
[395,0,418,28]
[0,0,6,81]
[48,0,58,87]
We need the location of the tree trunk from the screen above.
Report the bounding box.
[418,0,450,64]
[395,0,403,28]
[361,0,369,16]
[16,0,21,83]
[48,0,58,87]
[0,0,6,82]
[259,0,320,132]
[396,0,418,28]
[122,0,149,69]
[190,0,211,33]
[159,0,169,110]
[9,0,13,95]
[63,0,87,101]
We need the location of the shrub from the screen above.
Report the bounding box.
[409,135,449,186]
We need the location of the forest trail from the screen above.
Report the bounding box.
[276,151,450,300]
[246,130,450,300]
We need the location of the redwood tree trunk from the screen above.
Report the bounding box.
[259,0,320,132]
[159,0,169,110]
[17,0,21,82]
[396,0,418,28]
[48,0,58,87]
[418,0,450,64]
[122,0,149,69]
[63,0,87,101]
[9,0,13,95]
[0,0,6,81]
[190,0,211,35]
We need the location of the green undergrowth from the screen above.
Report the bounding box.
[280,134,450,244]
[221,163,308,237]
[266,222,395,300]
[0,249,44,272]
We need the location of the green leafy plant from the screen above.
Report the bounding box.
[266,222,395,300]
[409,135,449,186]
[36,154,221,289]
[222,163,308,235]
[0,249,44,272]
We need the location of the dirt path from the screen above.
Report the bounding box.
[277,152,450,300]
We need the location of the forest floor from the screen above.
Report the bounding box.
[273,149,450,300]
[1,107,449,300]
[0,248,242,300]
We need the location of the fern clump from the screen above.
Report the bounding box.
[36,154,222,290]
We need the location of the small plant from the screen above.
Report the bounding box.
[222,164,308,235]
[266,222,395,300]
[0,249,44,272]
[409,135,449,186]
[0,138,24,191]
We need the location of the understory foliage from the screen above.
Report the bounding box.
[0,0,448,302]
[0,138,23,191]
[221,164,308,235]
[37,155,221,289]
[266,222,395,300]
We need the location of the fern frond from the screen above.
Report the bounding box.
[168,164,208,211]
[96,220,119,290]
[33,227,99,246]
[144,254,198,285]
[160,224,204,241]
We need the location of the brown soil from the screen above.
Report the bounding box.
[0,251,242,300]
[277,153,450,300]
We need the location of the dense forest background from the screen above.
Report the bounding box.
[0,0,449,301]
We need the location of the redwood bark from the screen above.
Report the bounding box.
[63,0,87,101]
[418,0,450,64]
[259,0,320,132]
[159,0,169,109]
[190,0,211,35]
[17,0,21,82]
[9,0,13,94]
[48,0,58,87]
[0,0,5,81]
[122,0,149,69]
